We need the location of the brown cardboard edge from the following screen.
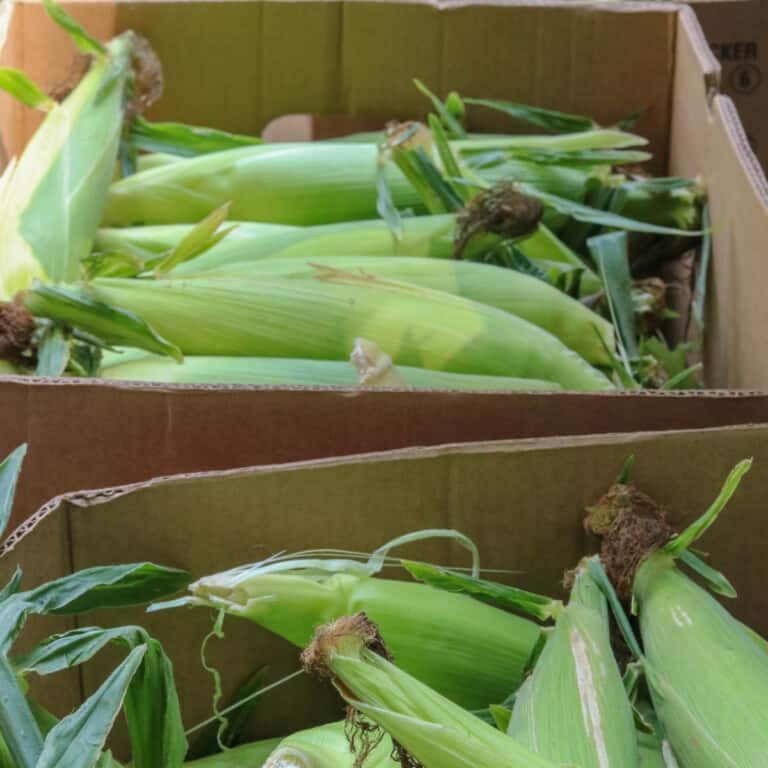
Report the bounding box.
[714,94,768,205]
[1,374,767,398]
[6,420,768,557]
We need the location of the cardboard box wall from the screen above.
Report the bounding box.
[2,422,767,753]
[1,1,768,527]
[690,0,768,167]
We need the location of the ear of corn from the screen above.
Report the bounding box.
[184,553,542,710]
[102,135,622,229]
[95,222,298,258]
[184,737,281,768]
[507,558,640,768]
[591,460,764,768]
[97,214,603,294]
[99,347,561,390]
[187,256,614,365]
[263,721,396,768]
[102,144,426,227]
[46,272,613,389]
[301,613,562,768]
[634,551,768,768]
[0,32,135,301]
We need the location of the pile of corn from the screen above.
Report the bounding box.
[153,457,760,768]
[0,448,764,766]
[0,2,707,391]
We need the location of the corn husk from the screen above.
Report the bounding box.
[188,256,613,365]
[99,347,561,390]
[102,133,627,228]
[181,550,542,710]
[0,32,135,300]
[507,558,640,768]
[97,214,602,294]
[35,272,613,389]
[102,144,425,227]
[635,551,768,768]
[263,721,396,768]
[301,613,561,768]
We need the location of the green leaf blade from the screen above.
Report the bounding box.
[0,69,54,111]
[0,444,26,541]
[402,559,560,621]
[37,645,146,768]
[464,97,596,134]
[42,0,106,56]
[24,282,182,362]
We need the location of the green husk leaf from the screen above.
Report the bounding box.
[375,146,404,240]
[663,459,753,557]
[427,114,473,203]
[678,550,737,598]
[616,455,635,484]
[692,204,711,332]
[34,326,70,377]
[154,203,234,275]
[24,282,182,362]
[82,250,145,280]
[586,557,643,660]
[131,117,261,157]
[525,185,702,237]
[414,79,468,139]
[0,444,26,542]
[42,0,106,56]
[489,704,513,732]
[0,69,54,111]
[36,645,146,768]
[661,363,703,390]
[464,97,596,134]
[590,231,638,364]
[402,559,562,621]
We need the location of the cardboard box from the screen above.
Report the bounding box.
[3,422,766,749]
[689,0,768,167]
[2,378,768,531]
[1,0,768,522]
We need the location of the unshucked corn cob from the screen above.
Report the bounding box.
[300,612,561,768]
[101,133,626,228]
[177,547,543,710]
[587,459,767,768]
[28,272,613,389]
[507,557,640,768]
[99,347,562,390]
[96,213,603,293]
[189,256,614,365]
[263,720,396,768]
[0,12,136,301]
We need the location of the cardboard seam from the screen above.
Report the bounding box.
[2,375,768,398]
[715,94,768,205]
[679,4,721,94]
[5,420,768,555]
